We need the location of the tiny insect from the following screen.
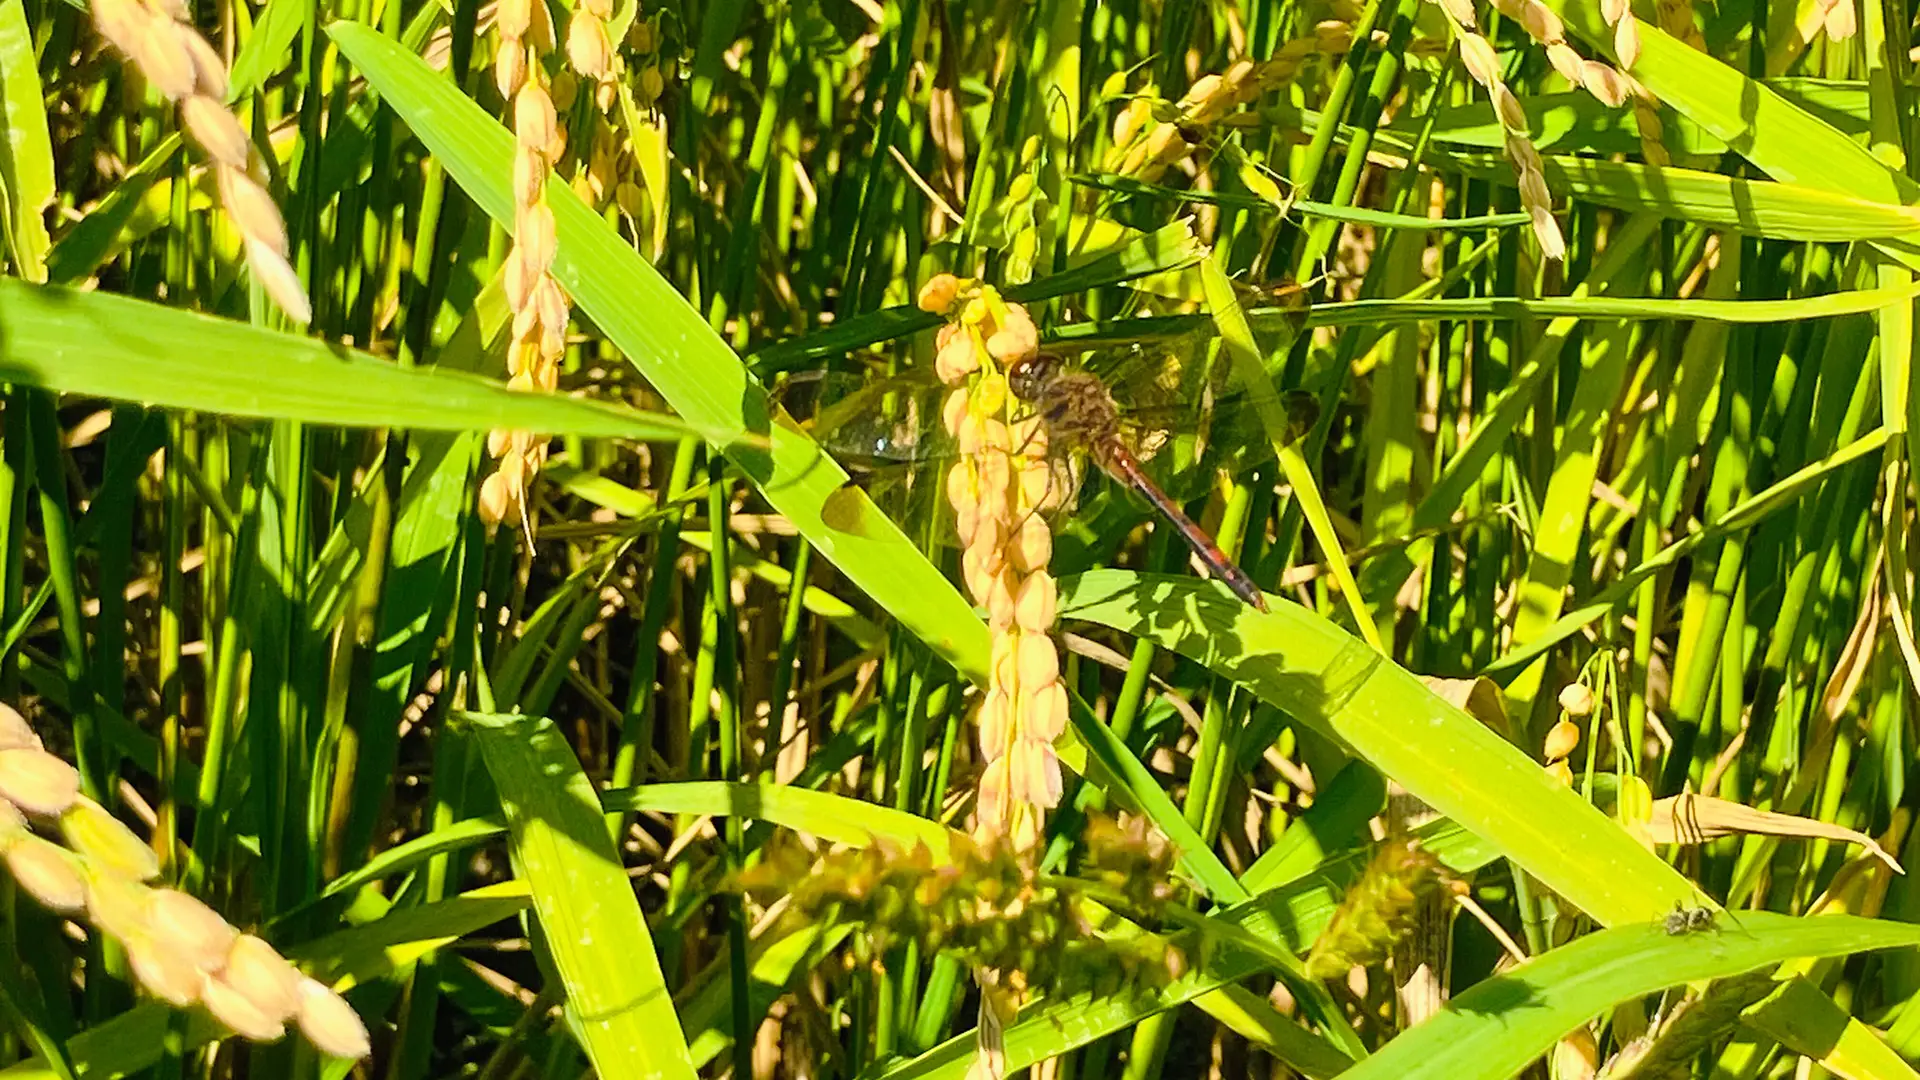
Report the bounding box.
[1663,904,1719,935]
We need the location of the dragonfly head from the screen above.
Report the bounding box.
[1006,352,1063,403]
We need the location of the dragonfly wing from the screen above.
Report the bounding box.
[784,368,953,466]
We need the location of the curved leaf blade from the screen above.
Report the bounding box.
[0,280,696,441]
[1057,570,1699,925]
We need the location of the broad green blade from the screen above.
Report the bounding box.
[1338,913,1920,1080]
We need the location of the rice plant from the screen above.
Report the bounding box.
[0,0,1917,1077]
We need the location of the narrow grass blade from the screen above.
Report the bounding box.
[461,711,695,1079]
[0,0,52,282]
[1199,255,1378,648]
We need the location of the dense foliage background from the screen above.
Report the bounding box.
[2,0,1920,1077]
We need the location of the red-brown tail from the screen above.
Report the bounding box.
[1101,442,1269,611]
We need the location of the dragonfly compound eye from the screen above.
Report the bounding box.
[1007,354,1059,402]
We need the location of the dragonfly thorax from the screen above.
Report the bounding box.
[1006,353,1122,449]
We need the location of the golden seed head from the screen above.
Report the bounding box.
[494,43,527,99]
[1582,60,1630,106]
[917,272,961,314]
[960,544,992,603]
[1545,41,1584,83]
[944,456,975,508]
[221,933,305,1020]
[990,632,1020,692]
[977,690,1011,758]
[566,14,612,80]
[201,971,289,1042]
[91,0,151,59]
[533,276,569,335]
[1558,683,1595,717]
[0,797,22,837]
[1223,59,1256,93]
[1614,16,1642,65]
[244,237,312,324]
[1519,2,1565,42]
[1009,515,1053,575]
[1180,73,1222,109]
[64,797,159,882]
[1012,569,1057,631]
[126,930,204,1006]
[1015,460,1053,512]
[296,977,372,1059]
[514,83,559,155]
[518,204,558,276]
[997,303,1037,348]
[6,835,85,912]
[1025,682,1069,743]
[1601,0,1630,21]
[513,141,546,208]
[147,888,239,971]
[1457,33,1499,87]
[936,336,983,386]
[1009,738,1062,808]
[1543,718,1581,762]
[1014,633,1059,692]
[1517,166,1552,216]
[1492,84,1528,133]
[479,469,514,526]
[0,703,39,751]
[180,26,227,98]
[1439,0,1478,28]
[84,868,153,940]
[939,389,971,442]
[1112,96,1151,145]
[1144,121,1182,162]
[181,94,248,168]
[953,501,981,548]
[136,19,200,101]
[0,748,80,816]
[496,0,532,41]
[977,755,1010,828]
[1529,203,1566,261]
[984,568,1018,628]
[985,328,1034,364]
[1545,758,1575,786]
[218,167,288,256]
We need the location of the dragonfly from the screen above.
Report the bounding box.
[787,330,1321,612]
